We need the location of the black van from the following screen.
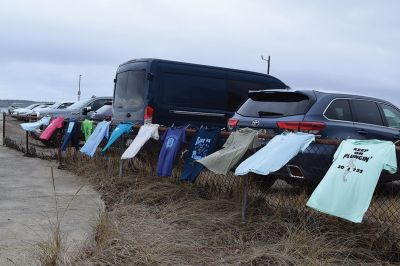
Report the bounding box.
[112,58,288,127]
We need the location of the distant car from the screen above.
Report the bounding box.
[15,103,54,119]
[38,97,112,120]
[90,102,112,121]
[229,89,400,186]
[11,103,42,117]
[34,101,75,117]
[7,103,25,114]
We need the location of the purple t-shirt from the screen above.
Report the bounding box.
[157,127,186,176]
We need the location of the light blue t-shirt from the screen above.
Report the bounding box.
[307,139,397,223]
[235,132,315,176]
[101,123,133,154]
[20,116,51,131]
[80,121,111,157]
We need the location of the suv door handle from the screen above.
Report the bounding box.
[357,129,368,135]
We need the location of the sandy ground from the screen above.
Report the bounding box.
[0,114,103,265]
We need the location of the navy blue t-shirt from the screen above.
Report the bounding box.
[157,127,186,176]
[180,128,220,183]
[61,119,80,151]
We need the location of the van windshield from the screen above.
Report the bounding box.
[237,91,311,117]
[114,70,146,111]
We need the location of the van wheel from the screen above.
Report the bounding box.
[250,173,277,192]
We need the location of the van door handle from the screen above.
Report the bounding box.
[357,129,368,135]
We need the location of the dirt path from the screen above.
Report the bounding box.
[0,115,103,265]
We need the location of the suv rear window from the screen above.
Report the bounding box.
[237,91,311,117]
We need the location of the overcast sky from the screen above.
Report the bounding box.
[0,0,399,105]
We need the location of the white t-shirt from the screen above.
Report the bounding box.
[121,124,159,160]
[235,132,315,176]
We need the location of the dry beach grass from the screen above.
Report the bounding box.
[61,150,400,265]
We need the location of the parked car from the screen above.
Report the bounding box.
[7,103,25,114]
[12,103,44,118]
[229,89,400,186]
[38,97,112,120]
[90,102,112,121]
[16,103,54,119]
[34,101,75,117]
[112,58,288,127]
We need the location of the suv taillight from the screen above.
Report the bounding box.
[277,121,325,133]
[144,106,154,124]
[227,118,239,130]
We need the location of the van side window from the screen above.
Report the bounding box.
[324,99,352,121]
[352,100,383,126]
[160,73,227,110]
[380,104,400,129]
[226,80,281,112]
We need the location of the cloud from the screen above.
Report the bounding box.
[0,0,399,106]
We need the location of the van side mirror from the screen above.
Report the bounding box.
[113,78,117,83]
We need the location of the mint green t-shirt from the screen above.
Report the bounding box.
[306,139,397,223]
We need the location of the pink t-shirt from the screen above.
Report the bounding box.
[39,117,65,140]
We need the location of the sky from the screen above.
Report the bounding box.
[0,0,399,105]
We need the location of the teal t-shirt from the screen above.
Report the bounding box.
[307,139,397,223]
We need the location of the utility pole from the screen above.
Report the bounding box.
[77,74,82,101]
[261,55,271,74]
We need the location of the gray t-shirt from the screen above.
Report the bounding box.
[197,128,260,175]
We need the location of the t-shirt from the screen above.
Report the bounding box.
[306,139,397,223]
[61,119,80,151]
[81,119,94,141]
[157,127,186,177]
[197,128,261,175]
[39,117,65,140]
[180,127,221,182]
[20,116,51,132]
[235,132,315,176]
[121,124,159,160]
[80,121,110,157]
[101,123,133,154]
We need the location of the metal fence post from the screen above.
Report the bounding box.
[25,131,29,155]
[119,136,125,178]
[242,175,249,222]
[2,112,5,145]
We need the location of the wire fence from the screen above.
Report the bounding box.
[2,113,400,227]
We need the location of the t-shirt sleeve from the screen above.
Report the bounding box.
[300,135,315,152]
[161,128,169,141]
[252,134,261,149]
[57,118,65,128]
[152,126,160,140]
[332,142,344,162]
[223,134,234,148]
[383,143,397,174]
[180,129,187,143]
[105,123,110,139]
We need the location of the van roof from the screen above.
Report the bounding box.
[119,58,289,87]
